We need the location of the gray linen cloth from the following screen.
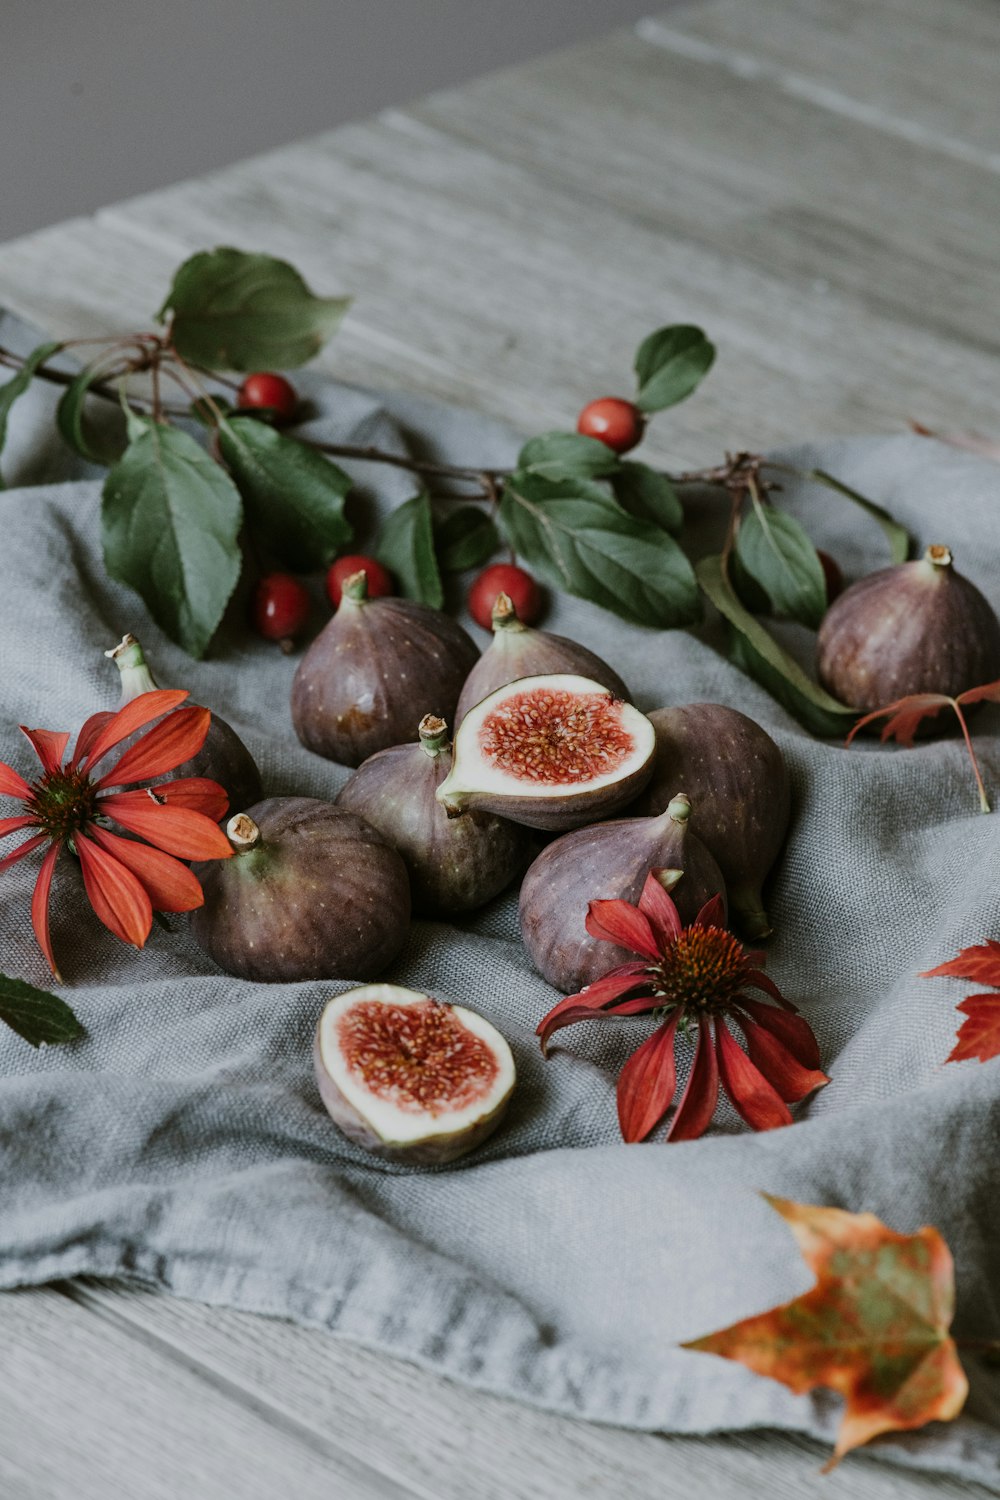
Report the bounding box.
[2,310,1000,1485]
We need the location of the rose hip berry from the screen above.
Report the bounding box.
[817,549,845,605]
[577,397,645,455]
[237,372,299,423]
[253,572,310,651]
[468,564,541,631]
[326,555,395,609]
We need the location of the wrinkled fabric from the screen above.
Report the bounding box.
[1,310,1000,1486]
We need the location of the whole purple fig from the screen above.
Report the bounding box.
[335,714,530,917]
[455,592,629,723]
[291,569,479,766]
[632,703,790,940]
[191,797,410,982]
[817,544,1000,712]
[519,793,726,994]
[107,633,263,813]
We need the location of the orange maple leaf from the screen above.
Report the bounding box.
[846,678,1000,814]
[682,1195,968,1468]
[923,940,1000,1063]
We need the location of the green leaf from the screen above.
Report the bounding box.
[518,431,620,481]
[218,417,352,570]
[158,247,350,371]
[802,467,911,565]
[0,341,62,486]
[434,506,499,572]
[57,359,126,466]
[0,973,84,1048]
[634,325,715,413]
[190,394,233,427]
[376,492,443,607]
[611,460,684,534]
[499,471,700,629]
[102,424,243,658]
[697,553,855,738]
[736,503,828,628]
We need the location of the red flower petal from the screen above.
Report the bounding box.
[0,815,39,840]
[637,870,682,947]
[667,1016,720,1141]
[957,679,1000,709]
[80,689,188,771]
[946,995,1000,1064]
[0,831,47,875]
[76,834,153,949]
[537,963,653,1053]
[98,791,234,860]
[921,940,1000,986]
[738,1014,829,1103]
[585,898,661,961]
[31,840,62,978]
[86,825,205,914]
[735,996,822,1069]
[715,1016,792,1131]
[692,894,727,930]
[743,968,792,1007]
[97,705,211,789]
[70,710,115,769]
[0,760,31,799]
[19,727,70,774]
[152,776,229,820]
[617,1013,681,1142]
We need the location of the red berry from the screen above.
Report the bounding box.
[817,549,845,605]
[576,397,645,455]
[326,555,395,609]
[237,372,299,423]
[467,563,541,631]
[253,572,310,649]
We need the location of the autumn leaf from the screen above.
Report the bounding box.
[922,939,1000,1063]
[911,420,1000,464]
[682,1195,968,1468]
[847,678,1000,814]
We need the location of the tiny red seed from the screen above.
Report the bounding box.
[478,688,634,784]
[576,397,645,455]
[237,371,299,422]
[252,572,310,645]
[337,999,498,1112]
[326,555,395,609]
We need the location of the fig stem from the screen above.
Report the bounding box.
[667,793,691,824]
[491,593,526,633]
[227,812,262,851]
[418,714,450,757]
[106,632,158,700]
[342,569,370,603]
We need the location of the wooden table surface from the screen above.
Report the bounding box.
[3,3,999,1495]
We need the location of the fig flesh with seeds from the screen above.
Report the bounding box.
[632,703,789,940]
[314,983,516,1164]
[191,797,410,982]
[455,592,629,724]
[817,544,1000,712]
[335,714,530,917]
[107,633,263,813]
[291,569,479,767]
[519,792,727,993]
[437,673,655,832]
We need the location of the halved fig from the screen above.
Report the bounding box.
[436,674,656,831]
[314,983,516,1165]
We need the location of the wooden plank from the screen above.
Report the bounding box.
[406,30,1000,356]
[69,1281,999,1500]
[0,1286,411,1500]
[649,0,1000,158]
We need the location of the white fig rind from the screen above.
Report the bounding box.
[437,673,656,832]
[314,984,516,1165]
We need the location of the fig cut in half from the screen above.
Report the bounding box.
[314,984,516,1165]
[436,674,656,831]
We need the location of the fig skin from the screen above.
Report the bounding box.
[519,793,727,994]
[817,544,1000,712]
[456,592,629,723]
[291,570,479,767]
[335,715,530,917]
[314,984,516,1165]
[107,633,263,813]
[191,797,410,982]
[632,703,790,940]
[438,674,656,832]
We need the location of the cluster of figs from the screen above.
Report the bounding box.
[112,540,1000,1164]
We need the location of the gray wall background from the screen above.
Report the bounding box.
[3,1,656,242]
